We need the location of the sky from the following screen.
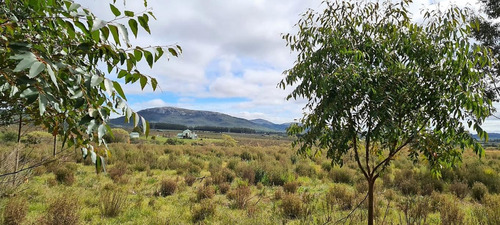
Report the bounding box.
[80,0,500,133]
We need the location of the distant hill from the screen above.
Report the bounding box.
[472,133,500,141]
[110,107,290,133]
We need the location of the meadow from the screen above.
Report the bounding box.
[1,128,500,224]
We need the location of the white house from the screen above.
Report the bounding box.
[177,129,197,139]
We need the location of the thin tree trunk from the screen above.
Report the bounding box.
[13,113,22,185]
[53,135,57,157]
[368,177,375,225]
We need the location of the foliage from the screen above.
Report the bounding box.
[222,134,238,147]
[281,193,303,219]
[281,0,497,223]
[159,179,177,196]
[100,191,127,217]
[54,166,75,186]
[196,185,215,201]
[0,0,181,173]
[227,183,251,209]
[2,197,28,225]
[44,193,80,225]
[191,199,216,223]
[471,182,488,201]
[103,128,129,143]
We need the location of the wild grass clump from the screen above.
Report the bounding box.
[448,181,469,199]
[295,162,316,178]
[281,193,303,219]
[184,174,196,186]
[432,193,464,225]
[192,199,216,223]
[108,162,128,183]
[100,191,127,217]
[196,185,215,201]
[283,181,300,193]
[44,193,80,225]
[160,179,177,196]
[326,185,354,210]
[3,197,28,225]
[471,182,488,201]
[227,184,251,209]
[328,167,354,184]
[54,167,75,186]
[218,182,231,194]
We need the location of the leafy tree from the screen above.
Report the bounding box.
[0,0,180,175]
[280,0,497,224]
[474,0,500,100]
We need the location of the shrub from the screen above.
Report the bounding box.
[165,138,184,145]
[108,162,128,183]
[192,199,216,223]
[196,185,215,201]
[295,162,316,178]
[471,182,488,201]
[283,181,300,194]
[326,185,354,210]
[328,167,353,184]
[240,151,253,161]
[100,191,127,217]
[227,159,239,171]
[3,197,28,225]
[1,131,17,142]
[432,194,464,225]
[237,164,256,184]
[264,166,289,186]
[281,194,303,219]
[321,161,332,172]
[44,194,80,225]
[54,167,75,186]
[449,181,469,199]
[397,196,432,225]
[482,194,500,224]
[160,179,177,196]
[218,182,231,194]
[222,134,237,147]
[212,168,235,185]
[103,128,130,143]
[185,174,196,186]
[227,184,251,209]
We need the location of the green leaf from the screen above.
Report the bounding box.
[109,4,121,17]
[109,25,120,45]
[168,48,178,57]
[117,24,130,44]
[124,10,134,17]
[151,78,158,91]
[133,112,139,127]
[134,49,143,61]
[112,81,127,100]
[128,19,138,37]
[98,123,107,140]
[138,14,150,34]
[13,57,36,72]
[69,3,80,11]
[140,75,147,90]
[29,61,45,78]
[91,74,104,87]
[39,94,47,116]
[47,65,59,90]
[20,87,38,98]
[91,18,107,32]
[104,79,113,96]
[70,90,83,99]
[144,50,153,68]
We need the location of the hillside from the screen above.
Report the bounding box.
[110,107,290,132]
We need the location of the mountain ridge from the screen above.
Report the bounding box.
[110,106,290,132]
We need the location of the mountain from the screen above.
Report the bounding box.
[472,133,500,141]
[110,107,289,132]
[250,119,291,132]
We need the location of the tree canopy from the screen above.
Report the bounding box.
[0,0,180,172]
[280,0,497,224]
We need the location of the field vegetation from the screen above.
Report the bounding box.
[1,128,500,224]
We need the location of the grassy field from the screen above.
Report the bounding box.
[1,128,500,224]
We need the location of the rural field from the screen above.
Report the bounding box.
[1,128,500,224]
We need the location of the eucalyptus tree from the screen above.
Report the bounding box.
[0,0,180,176]
[281,0,497,224]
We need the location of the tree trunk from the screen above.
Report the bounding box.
[13,113,22,185]
[368,177,375,225]
[53,135,57,157]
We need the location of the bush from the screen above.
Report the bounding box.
[321,161,332,172]
[218,182,231,194]
[196,185,215,201]
[397,196,432,225]
[108,162,128,183]
[281,194,303,219]
[212,168,235,185]
[432,194,464,225]
[326,185,354,210]
[44,194,80,225]
[103,128,130,143]
[227,184,251,209]
[1,131,17,142]
[472,182,488,201]
[100,191,127,217]
[3,197,28,225]
[192,199,216,223]
[240,151,253,161]
[164,138,184,145]
[328,167,353,184]
[237,164,256,184]
[185,174,196,186]
[160,179,177,196]
[283,181,300,193]
[54,167,75,186]
[295,162,316,178]
[449,181,469,199]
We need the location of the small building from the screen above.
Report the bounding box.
[177,129,197,139]
[130,132,140,139]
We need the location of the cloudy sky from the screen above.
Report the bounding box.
[80,0,500,133]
